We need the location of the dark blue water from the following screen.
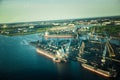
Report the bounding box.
[0,34,118,80]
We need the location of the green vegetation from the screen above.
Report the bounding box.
[90,25,120,37]
[0,25,52,36]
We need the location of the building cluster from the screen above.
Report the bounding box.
[0,16,120,35]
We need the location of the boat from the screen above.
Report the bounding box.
[36,48,63,63]
[81,40,117,78]
[34,35,72,63]
[44,31,74,38]
[36,48,54,59]
[82,63,117,78]
[36,40,70,63]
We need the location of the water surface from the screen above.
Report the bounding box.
[0,34,119,80]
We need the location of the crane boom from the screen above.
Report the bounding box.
[106,41,115,57]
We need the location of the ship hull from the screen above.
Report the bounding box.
[36,48,55,59]
[45,35,74,38]
[36,48,63,63]
[82,64,113,78]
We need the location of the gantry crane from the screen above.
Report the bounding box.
[101,40,120,63]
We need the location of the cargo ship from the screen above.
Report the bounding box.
[29,33,71,63]
[35,38,71,63]
[36,47,68,63]
[44,31,74,38]
[82,63,117,78]
[81,40,118,78]
[36,48,54,59]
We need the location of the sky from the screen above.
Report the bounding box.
[0,0,120,23]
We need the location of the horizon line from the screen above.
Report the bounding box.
[1,15,120,24]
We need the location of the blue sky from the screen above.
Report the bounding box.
[0,0,120,23]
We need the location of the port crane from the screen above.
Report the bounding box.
[101,40,120,63]
[55,40,71,61]
[78,40,85,57]
[76,36,88,63]
[64,39,71,53]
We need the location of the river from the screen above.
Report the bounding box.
[0,34,119,80]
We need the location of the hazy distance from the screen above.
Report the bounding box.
[0,0,120,23]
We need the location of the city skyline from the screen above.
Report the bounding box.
[0,0,120,23]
